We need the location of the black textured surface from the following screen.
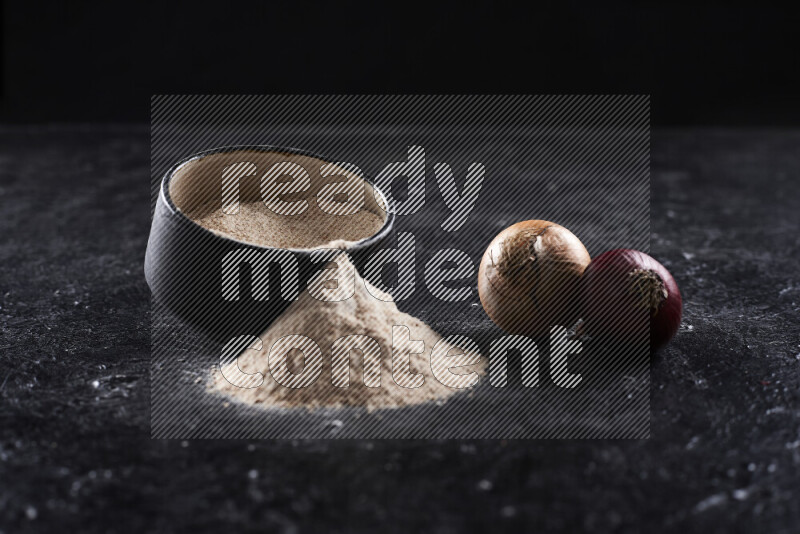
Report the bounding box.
[1,126,798,532]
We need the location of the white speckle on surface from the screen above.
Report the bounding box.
[694,378,707,388]
[682,252,695,261]
[91,380,100,388]
[733,488,750,501]
[248,469,258,480]
[694,493,727,513]
[25,505,37,520]
[778,285,795,296]
[477,479,493,491]
[500,505,517,518]
[768,463,778,473]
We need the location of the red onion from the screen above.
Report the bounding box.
[582,249,682,349]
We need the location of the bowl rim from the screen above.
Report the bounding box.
[159,144,397,254]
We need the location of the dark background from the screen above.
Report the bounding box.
[2,3,799,534]
[1,1,799,126]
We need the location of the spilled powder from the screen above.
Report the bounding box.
[190,201,385,249]
[212,255,485,411]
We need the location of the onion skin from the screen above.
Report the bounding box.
[582,249,682,349]
[478,220,591,336]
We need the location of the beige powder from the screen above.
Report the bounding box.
[212,255,485,411]
[171,149,389,250]
[190,201,384,249]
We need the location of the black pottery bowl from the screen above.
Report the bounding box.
[145,145,395,342]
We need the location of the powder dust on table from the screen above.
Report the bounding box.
[212,255,485,411]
